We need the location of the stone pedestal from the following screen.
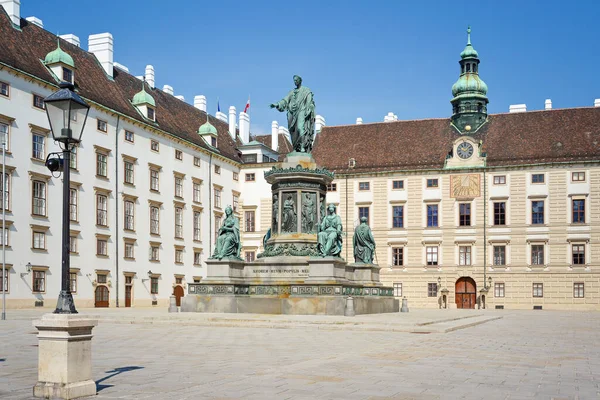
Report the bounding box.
[305,257,349,284]
[168,295,178,313]
[347,263,383,286]
[204,258,246,284]
[33,313,98,399]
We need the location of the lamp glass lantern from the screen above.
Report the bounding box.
[44,82,89,144]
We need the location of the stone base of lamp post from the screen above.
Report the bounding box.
[33,313,98,399]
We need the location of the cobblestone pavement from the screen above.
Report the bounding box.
[0,310,599,399]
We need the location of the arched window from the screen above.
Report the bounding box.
[477,103,483,113]
[473,64,478,73]
[461,65,464,74]
[466,64,471,72]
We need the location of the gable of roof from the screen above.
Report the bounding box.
[312,108,600,174]
[0,13,241,163]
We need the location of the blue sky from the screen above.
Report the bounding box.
[23,0,600,136]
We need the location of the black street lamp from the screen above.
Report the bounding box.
[44,82,89,314]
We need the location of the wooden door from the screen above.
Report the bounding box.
[125,285,132,307]
[95,286,109,308]
[173,285,184,307]
[455,277,476,309]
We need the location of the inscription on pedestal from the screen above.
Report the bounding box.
[249,266,309,278]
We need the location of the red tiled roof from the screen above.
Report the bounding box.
[0,13,241,162]
[313,108,600,174]
[253,134,293,158]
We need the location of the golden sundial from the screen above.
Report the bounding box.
[450,174,480,198]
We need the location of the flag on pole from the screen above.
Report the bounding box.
[217,98,220,113]
[244,97,250,113]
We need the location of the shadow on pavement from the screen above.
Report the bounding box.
[96,366,144,392]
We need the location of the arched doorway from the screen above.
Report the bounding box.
[95,286,109,308]
[455,277,476,309]
[173,285,184,307]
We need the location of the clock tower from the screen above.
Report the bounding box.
[450,27,489,134]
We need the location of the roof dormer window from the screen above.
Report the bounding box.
[147,107,155,121]
[131,80,156,122]
[62,67,73,83]
[44,39,75,84]
[211,137,217,147]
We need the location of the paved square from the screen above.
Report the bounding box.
[1,309,599,399]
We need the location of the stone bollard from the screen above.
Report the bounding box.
[168,295,178,313]
[401,297,409,312]
[344,296,355,317]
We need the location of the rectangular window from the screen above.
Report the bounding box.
[572,199,585,223]
[97,119,108,132]
[459,246,471,266]
[32,134,45,160]
[493,245,506,266]
[426,178,438,188]
[0,227,9,246]
[245,211,255,232]
[214,216,221,244]
[32,271,45,292]
[33,94,45,109]
[392,247,403,266]
[233,195,239,213]
[494,283,505,297]
[150,169,159,191]
[33,231,46,249]
[459,203,471,226]
[175,249,183,263]
[571,172,585,182]
[124,242,134,259]
[573,283,584,298]
[214,188,222,208]
[69,235,77,253]
[175,207,183,238]
[572,244,585,265]
[69,146,77,169]
[211,137,217,147]
[124,160,134,184]
[193,182,202,203]
[150,246,159,261]
[531,174,544,184]
[150,206,160,234]
[124,130,134,142]
[531,201,544,225]
[245,173,255,182]
[359,207,369,225]
[233,172,239,181]
[327,183,337,192]
[427,283,438,297]
[392,180,404,190]
[0,268,7,292]
[124,200,134,231]
[193,211,202,241]
[214,165,221,174]
[194,251,202,265]
[427,204,438,227]
[96,194,108,226]
[69,188,77,221]
[0,172,9,211]
[151,140,159,152]
[493,202,506,225]
[532,283,543,298]
[175,176,183,198]
[96,153,108,177]
[393,283,402,297]
[96,239,107,256]
[392,206,404,228]
[97,274,108,284]
[0,122,8,152]
[62,67,72,82]
[426,246,438,265]
[194,157,201,167]
[150,277,158,294]
[175,149,183,160]
[69,272,77,293]
[242,154,257,163]
[245,251,256,262]
[531,244,544,265]
[0,81,9,97]
[493,175,506,185]
[147,107,155,120]
[32,180,46,216]
[358,182,370,191]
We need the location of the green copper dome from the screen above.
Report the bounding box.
[452,74,488,97]
[132,81,155,107]
[460,26,479,59]
[198,117,217,136]
[44,39,74,68]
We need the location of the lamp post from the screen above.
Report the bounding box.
[1,125,6,320]
[43,82,89,314]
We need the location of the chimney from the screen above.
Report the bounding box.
[278,126,291,143]
[0,0,20,26]
[60,34,80,47]
[113,62,129,72]
[239,112,250,144]
[216,111,227,122]
[135,75,143,80]
[271,121,279,151]
[88,33,114,77]
[315,115,326,133]
[594,99,600,107]
[509,104,527,113]
[144,65,155,88]
[384,112,395,122]
[228,106,237,139]
[162,85,174,95]
[175,95,185,101]
[25,16,42,28]
[194,95,207,112]
[545,99,552,110]
[356,117,363,125]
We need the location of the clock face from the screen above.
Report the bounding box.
[457,142,474,159]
